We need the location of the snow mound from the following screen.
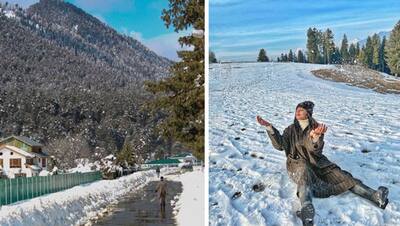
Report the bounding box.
[168,166,205,226]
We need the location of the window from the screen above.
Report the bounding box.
[0,152,2,155]
[10,152,13,155]
[26,158,33,165]
[10,159,21,168]
[42,158,46,167]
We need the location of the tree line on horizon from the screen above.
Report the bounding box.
[210,20,400,76]
[275,21,399,76]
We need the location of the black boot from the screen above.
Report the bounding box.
[374,186,389,209]
[350,183,389,209]
[296,185,315,226]
[296,201,315,226]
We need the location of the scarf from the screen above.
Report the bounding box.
[298,119,309,131]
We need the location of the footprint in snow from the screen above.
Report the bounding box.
[232,191,242,200]
[361,149,371,153]
[228,154,238,158]
[252,183,265,192]
[250,153,264,159]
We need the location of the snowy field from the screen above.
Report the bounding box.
[209,62,400,226]
[0,167,179,226]
[168,166,205,226]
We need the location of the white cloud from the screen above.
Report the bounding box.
[130,31,143,42]
[215,35,304,49]
[139,32,192,61]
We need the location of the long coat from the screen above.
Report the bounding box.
[156,181,167,199]
[267,117,360,198]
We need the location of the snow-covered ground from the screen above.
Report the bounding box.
[167,166,205,226]
[0,167,178,226]
[209,62,400,226]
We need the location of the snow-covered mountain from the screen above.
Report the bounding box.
[209,62,400,225]
[356,31,390,46]
[0,0,174,168]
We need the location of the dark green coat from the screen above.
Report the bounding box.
[267,118,359,198]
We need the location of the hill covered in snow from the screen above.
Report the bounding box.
[209,62,400,226]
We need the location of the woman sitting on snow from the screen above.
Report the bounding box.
[257,101,389,226]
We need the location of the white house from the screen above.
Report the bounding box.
[0,136,50,178]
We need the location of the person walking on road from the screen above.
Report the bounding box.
[156,166,161,178]
[156,176,167,218]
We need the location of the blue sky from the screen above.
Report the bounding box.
[210,0,400,62]
[2,0,183,60]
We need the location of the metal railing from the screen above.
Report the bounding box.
[0,171,102,206]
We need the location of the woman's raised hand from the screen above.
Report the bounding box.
[310,123,328,138]
[256,115,271,127]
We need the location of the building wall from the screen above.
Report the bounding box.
[0,147,33,178]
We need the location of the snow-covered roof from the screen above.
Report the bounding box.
[169,152,194,159]
[33,151,50,158]
[0,135,43,147]
[145,159,181,165]
[0,145,35,158]
[104,154,115,160]
[27,165,41,171]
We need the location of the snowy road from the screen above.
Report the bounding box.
[209,63,400,226]
[93,181,182,226]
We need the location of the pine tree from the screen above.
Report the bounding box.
[348,43,357,64]
[332,47,342,64]
[116,139,135,167]
[257,48,269,62]
[357,47,366,66]
[379,36,388,73]
[356,42,360,56]
[340,34,349,64]
[364,36,374,68]
[283,53,288,62]
[385,20,400,76]
[210,51,217,63]
[322,28,335,64]
[297,50,305,63]
[307,28,320,64]
[280,53,285,62]
[371,33,381,69]
[146,0,204,159]
[288,49,294,62]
